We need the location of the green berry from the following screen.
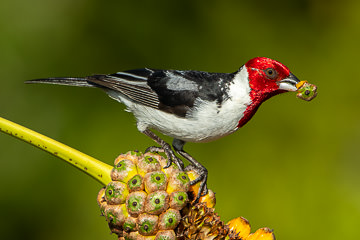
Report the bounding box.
[105,181,129,205]
[130,150,142,157]
[144,171,167,193]
[123,231,141,240]
[166,171,190,194]
[97,187,107,215]
[114,151,142,166]
[123,217,137,233]
[144,152,163,163]
[126,191,147,217]
[105,204,128,228]
[296,82,317,101]
[137,213,159,236]
[155,230,176,240]
[111,159,138,183]
[158,209,181,230]
[161,164,180,180]
[176,172,190,184]
[144,190,169,215]
[137,155,161,176]
[127,174,144,192]
[169,191,188,210]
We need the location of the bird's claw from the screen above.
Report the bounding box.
[200,183,208,197]
[187,166,208,202]
[145,146,163,154]
[144,146,184,171]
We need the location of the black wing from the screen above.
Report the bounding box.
[147,70,235,117]
[87,68,160,110]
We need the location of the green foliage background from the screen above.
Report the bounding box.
[1,0,359,239]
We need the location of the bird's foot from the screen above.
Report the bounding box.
[145,145,184,171]
[184,164,208,203]
[145,146,163,154]
[142,130,185,171]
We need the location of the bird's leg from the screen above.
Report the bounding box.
[172,139,208,202]
[142,129,184,170]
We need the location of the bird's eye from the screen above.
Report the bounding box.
[264,68,277,79]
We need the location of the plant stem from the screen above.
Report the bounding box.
[0,116,113,186]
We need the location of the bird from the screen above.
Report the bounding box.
[26,57,302,201]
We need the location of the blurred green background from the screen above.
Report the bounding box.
[1,0,359,239]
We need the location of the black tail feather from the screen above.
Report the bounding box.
[25,77,95,87]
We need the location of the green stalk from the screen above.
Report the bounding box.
[0,116,112,186]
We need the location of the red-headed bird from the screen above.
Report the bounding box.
[27,57,303,201]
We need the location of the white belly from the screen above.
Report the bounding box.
[123,96,249,143]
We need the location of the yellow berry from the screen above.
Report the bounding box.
[246,228,275,240]
[198,189,216,208]
[227,217,251,239]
